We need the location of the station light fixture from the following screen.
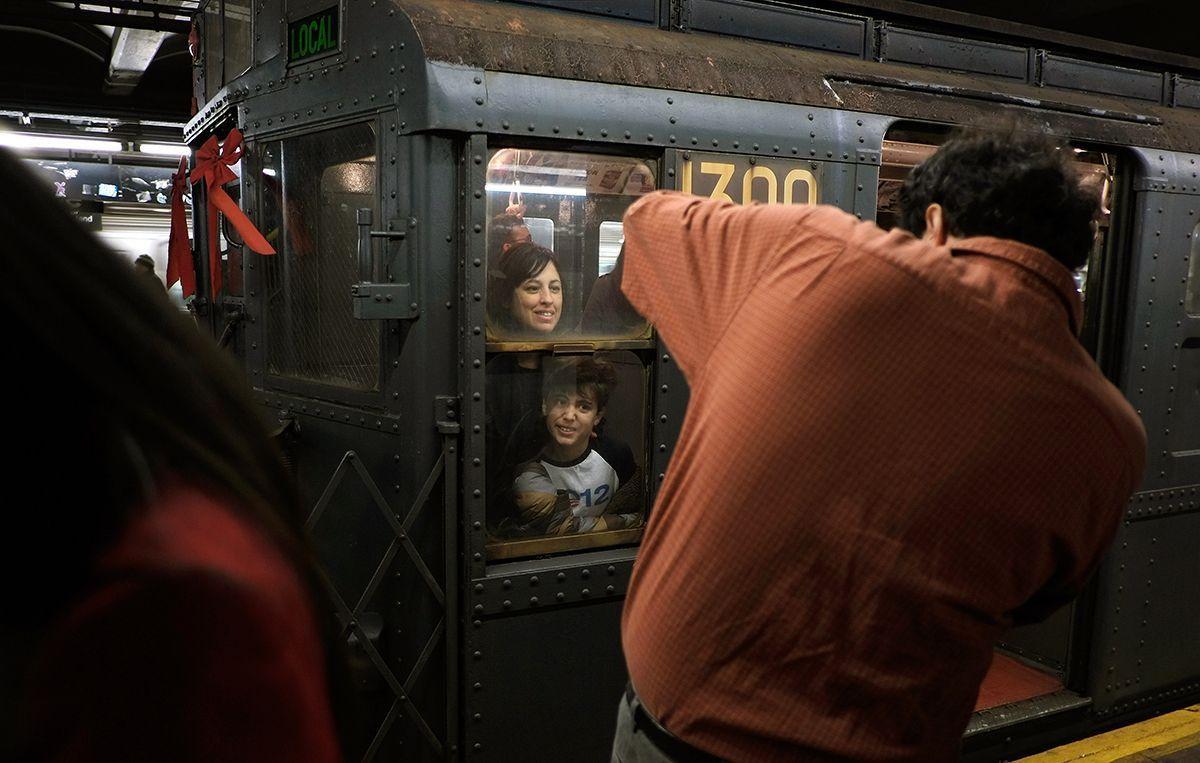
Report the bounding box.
[0,132,124,153]
[138,143,190,157]
[484,182,587,197]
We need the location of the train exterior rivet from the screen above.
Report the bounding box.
[582,588,591,597]
[474,553,483,561]
[607,566,616,575]
[503,579,512,589]
[667,168,675,177]
[475,97,483,105]
[601,129,609,137]
[581,569,590,579]
[529,124,536,131]
[556,592,565,601]
[530,576,539,585]
[553,126,560,133]
[577,128,584,135]
[607,585,615,594]
[667,97,674,104]
[530,596,539,605]
[624,131,632,139]
[502,121,510,129]
[474,583,484,593]
[474,604,484,614]
[557,572,566,581]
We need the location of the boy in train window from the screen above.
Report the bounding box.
[510,357,641,536]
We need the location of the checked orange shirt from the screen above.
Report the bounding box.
[619,192,1146,762]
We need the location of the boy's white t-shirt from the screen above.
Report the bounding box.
[513,436,636,532]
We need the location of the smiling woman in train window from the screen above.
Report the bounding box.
[487,241,564,337]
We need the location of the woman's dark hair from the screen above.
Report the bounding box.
[543,357,618,412]
[486,240,561,331]
[0,148,351,751]
[897,127,1101,270]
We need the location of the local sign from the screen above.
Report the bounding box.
[288,6,340,65]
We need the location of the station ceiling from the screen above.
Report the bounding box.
[0,0,1191,131]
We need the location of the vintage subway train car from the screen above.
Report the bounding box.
[184,0,1200,759]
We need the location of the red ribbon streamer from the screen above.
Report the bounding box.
[165,156,196,298]
[190,128,275,296]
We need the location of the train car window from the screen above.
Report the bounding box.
[485,149,654,341]
[258,122,380,391]
[224,0,253,82]
[202,0,224,101]
[1185,223,1200,315]
[877,130,1116,307]
[598,221,624,275]
[524,216,555,250]
[485,350,647,561]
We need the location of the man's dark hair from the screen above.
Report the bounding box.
[898,128,1100,270]
[489,213,527,249]
[544,357,618,412]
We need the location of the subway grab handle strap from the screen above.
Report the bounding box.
[166,155,196,298]
[190,128,276,296]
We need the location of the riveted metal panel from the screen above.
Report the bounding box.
[428,65,886,170]
[1120,152,1200,493]
[462,134,489,583]
[1127,484,1200,522]
[1178,78,1200,110]
[464,600,626,760]
[1090,512,1200,714]
[502,0,656,23]
[688,0,866,57]
[469,558,634,616]
[878,24,1027,81]
[1041,54,1163,104]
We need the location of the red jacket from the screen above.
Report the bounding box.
[23,481,340,763]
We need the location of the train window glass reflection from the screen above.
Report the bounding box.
[1185,222,1200,315]
[224,0,253,81]
[598,221,624,276]
[524,217,555,250]
[485,149,654,341]
[485,351,647,560]
[202,0,224,101]
[258,122,380,391]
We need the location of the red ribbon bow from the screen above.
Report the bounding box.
[165,155,196,297]
[190,128,275,296]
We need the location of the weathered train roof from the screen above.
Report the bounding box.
[396,0,1200,153]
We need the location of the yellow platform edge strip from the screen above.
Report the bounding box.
[1018,705,1200,762]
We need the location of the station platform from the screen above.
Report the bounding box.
[1017,704,1200,761]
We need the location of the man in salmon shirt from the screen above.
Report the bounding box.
[612,129,1146,762]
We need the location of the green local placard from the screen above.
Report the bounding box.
[288,6,339,64]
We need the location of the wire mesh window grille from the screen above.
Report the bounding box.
[259,122,381,391]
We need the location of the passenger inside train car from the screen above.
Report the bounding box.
[508,357,642,537]
[484,149,654,559]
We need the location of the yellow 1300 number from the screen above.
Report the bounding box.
[681,153,818,206]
